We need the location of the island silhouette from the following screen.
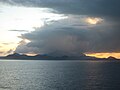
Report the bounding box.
[0,53,119,60]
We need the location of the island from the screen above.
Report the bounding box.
[0,53,119,60]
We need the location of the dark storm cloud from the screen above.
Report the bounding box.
[39,0,120,18]
[16,26,90,56]
[15,21,120,56]
[4,0,119,55]
[1,0,120,17]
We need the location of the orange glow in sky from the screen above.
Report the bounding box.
[86,53,120,59]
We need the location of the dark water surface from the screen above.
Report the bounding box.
[0,60,120,90]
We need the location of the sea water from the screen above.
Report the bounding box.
[0,60,120,90]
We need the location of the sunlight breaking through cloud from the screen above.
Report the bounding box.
[0,4,67,31]
[85,17,103,25]
[0,3,67,55]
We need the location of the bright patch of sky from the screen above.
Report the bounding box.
[0,3,67,55]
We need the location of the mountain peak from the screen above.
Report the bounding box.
[7,53,21,57]
[0,53,118,60]
[107,56,117,60]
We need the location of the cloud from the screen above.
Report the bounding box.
[6,49,14,54]
[15,16,120,56]
[0,49,13,55]
[15,37,39,54]
[2,0,119,56]
[2,0,120,28]
[1,0,120,25]
[2,42,15,45]
[1,0,120,17]
[0,51,4,54]
[9,30,29,32]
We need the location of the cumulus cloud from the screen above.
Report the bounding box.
[15,16,120,56]
[4,0,119,56]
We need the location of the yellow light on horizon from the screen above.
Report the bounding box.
[25,53,38,56]
[86,53,120,59]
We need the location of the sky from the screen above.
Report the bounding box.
[0,0,120,58]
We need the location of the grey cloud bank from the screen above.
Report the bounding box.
[2,0,120,17]
[15,19,120,56]
[2,0,120,56]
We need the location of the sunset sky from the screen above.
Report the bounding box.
[0,0,120,58]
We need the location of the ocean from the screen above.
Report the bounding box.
[0,60,120,90]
